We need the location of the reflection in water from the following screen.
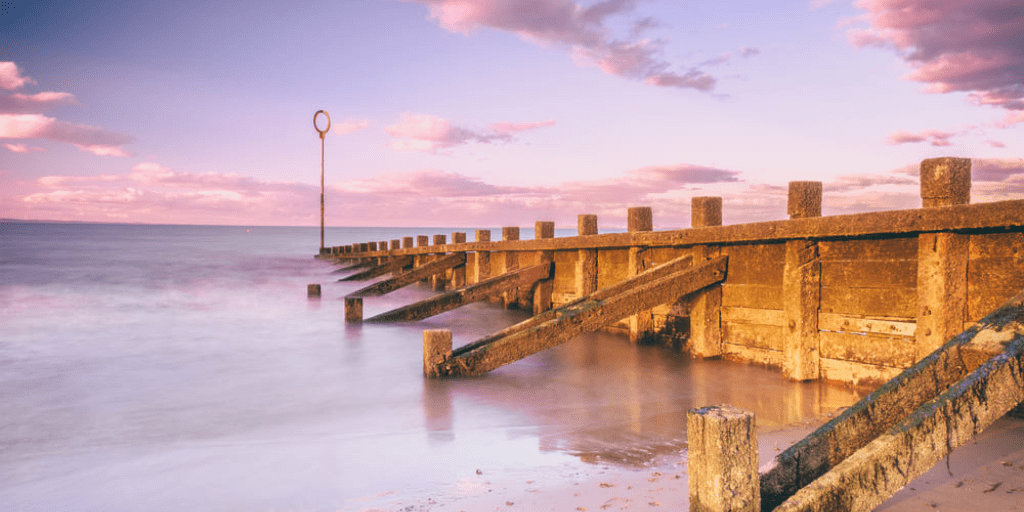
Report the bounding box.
[421,331,864,468]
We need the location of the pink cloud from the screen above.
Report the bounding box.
[0,62,34,90]
[0,113,133,157]
[2,142,45,153]
[849,0,1024,111]
[0,91,79,114]
[986,139,1006,148]
[887,129,957,146]
[399,0,723,91]
[332,119,372,135]
[385,113,552,153]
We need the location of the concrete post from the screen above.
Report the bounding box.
[423,329,453,378]
[345,297,363,323]
[628,207,655,343]
[533,221,555,314]
[471,229,491,286]
[687,405,759,512]
[917,158,970,359]
[783,182,822,381]
[690,197,723,357]
[502,227,520,308]
[576,214,599,298]
[432,234,447,291]
[451,232,467,288]
[307,284,321,298]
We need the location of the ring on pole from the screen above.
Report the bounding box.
[314,110,331,139]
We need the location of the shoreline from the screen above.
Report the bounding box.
[350,414,1024,512]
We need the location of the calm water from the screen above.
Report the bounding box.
[0,222,863,511]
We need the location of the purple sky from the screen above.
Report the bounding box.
[1,0,1022,228]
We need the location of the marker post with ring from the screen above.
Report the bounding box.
[314,109,331,252]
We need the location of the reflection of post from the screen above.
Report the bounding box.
[687,405,759,512]
[422,379,454,443]
[627,207,654,343]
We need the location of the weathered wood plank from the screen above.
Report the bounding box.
[818,313,916,336]
[969,232,1024,259]
[968,257,1024,292]
[760,288,1024,510]
[343,200,1024,256]
[819,331,917,368]
[722,284,784,310]
[337,256,413,282]
[820,260,917,289]
[917,232,968,358]
[722,343,783,367]
[439,256,726,376]
[365,263,552,323]
[819,287,916,318]
[596,248,628,290]
[818,237,918,261]
[818,358,905,389]
[553,250,578,295]
[783,239,821,380]
[346,253,466,297]
[722,322,784,351]
[721,243,785,286]
[721,306,785,326]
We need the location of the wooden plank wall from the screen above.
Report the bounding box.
[817,237,917,385]
[719,243,786,366]
[968,232,1024,324]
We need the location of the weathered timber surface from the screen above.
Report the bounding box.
[760,288,1024,510]
[819,331,917,368]
[688,405,759,512]
[364,263,552,323]
[337,256,413,282]
[452,255,697,358]
[722,306,785,326]
[337,200,1024,257]
[819,237,918,261]
[820,260,917,288]
[818,358,903,388]
[772,305,1024,511]
[819,286,916,318]
[436,255,724,376]
[722,322,783,351]
[346,253,466,297]
[721,243,785,286]
[817,313,915,336]
[783,239,821,380]
[722,284,783,310]
[969,232,1023,259]
[596,248,629,290]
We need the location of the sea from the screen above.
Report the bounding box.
[0,221,865,511]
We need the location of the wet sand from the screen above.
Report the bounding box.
[350,414,1024,512]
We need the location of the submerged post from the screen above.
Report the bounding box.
[423,329,453,378]
[313,110,331,252]
[687,405,759,512]
[307,283,321,298]
[345,296,363,323]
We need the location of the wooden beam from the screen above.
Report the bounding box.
[365,263,553,323]
[344,200,1024,257]
[433,256,727,376]
[760,287,1024,510]
[346,253,466,297]
[337,256,414,281]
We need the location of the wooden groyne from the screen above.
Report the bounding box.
[319,157,1024,387]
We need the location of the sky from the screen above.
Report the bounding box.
[1,0,1023,229]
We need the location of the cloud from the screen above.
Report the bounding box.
[399,0,725,91]
[0,113,134,157]
[331,119,372,135]
[0,62,34,90]
[2,142,45,153]
[849,0,1024,111]
[385,113,553,153]
[886,129,957,146]
[985,139,1006,148]
[0,91,79,114]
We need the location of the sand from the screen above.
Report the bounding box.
[348,414,1024,512]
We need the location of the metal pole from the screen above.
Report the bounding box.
[314,110,331,251]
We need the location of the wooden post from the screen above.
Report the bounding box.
[501,227,520,308]
[471,229,491,285]
[687,405,759,512]
[783,182,822,381]
[402,237,413,249]
[690,197,723,357]
[415,235,430,281]
[423,329,453,378]
[345,296,363,323]
[307,284,321,298]
[390,239,400,251]
[628,206,655,343]
[533,221,555,314]
[368,241,377,252]
[576,214,599,298]
[917,157,970,359]
[451,232,467,288]
[432,234,447,291]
